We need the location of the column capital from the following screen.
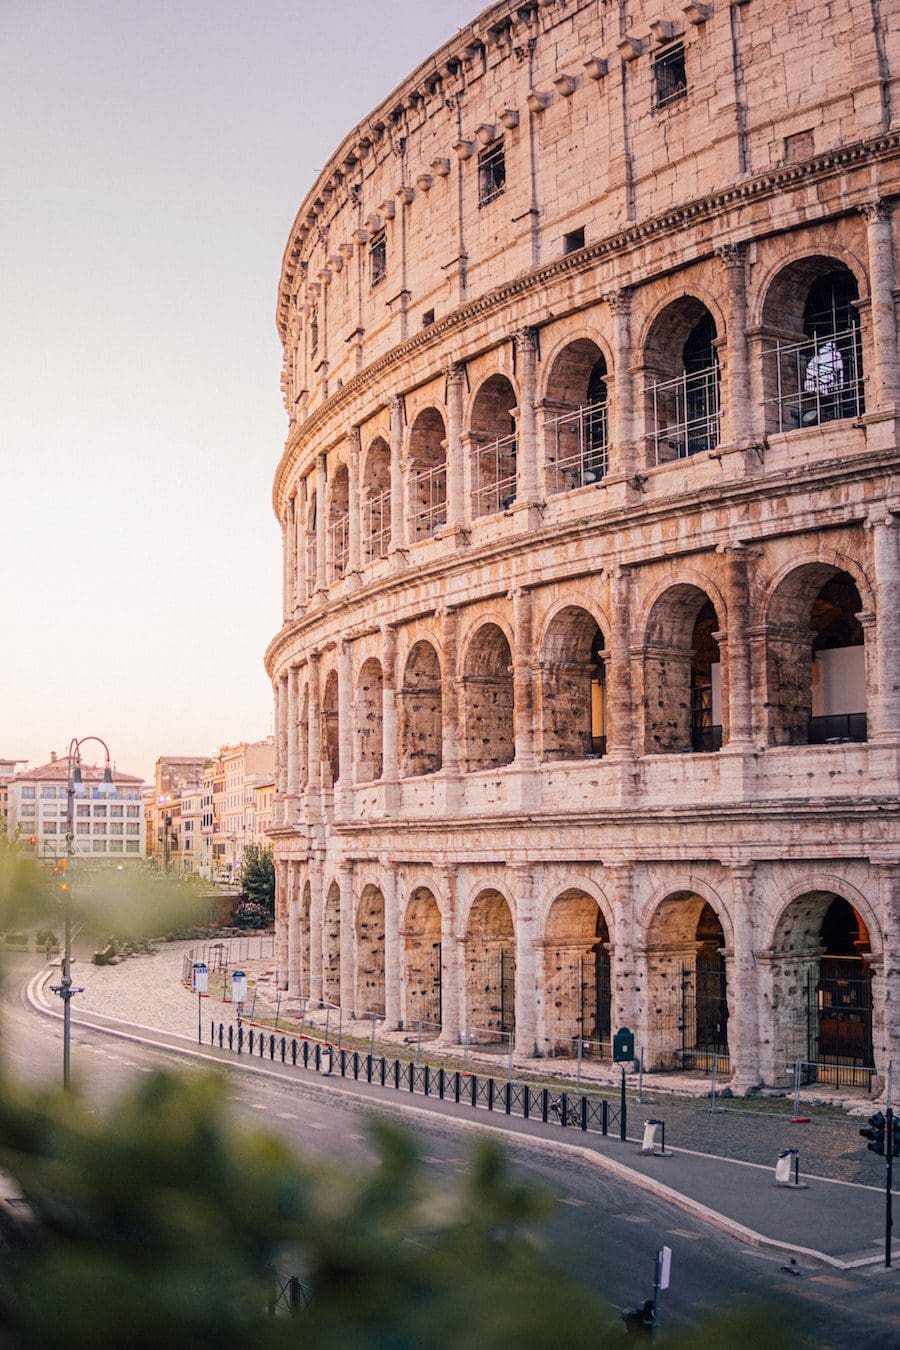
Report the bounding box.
[603,286,632,316]
[714,241,749,270]
[860,198,891,225]
[446,359,466,384]
[390,392,405,418]
[513,325,539,350]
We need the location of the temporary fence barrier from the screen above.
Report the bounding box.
[209,1019,626,1141]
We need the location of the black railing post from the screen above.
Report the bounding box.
[394,1059,401,1090]
[471,1074,478,1108]
[292,1039,297,1066]
[602,1100,609,1136]
[620,1068,627,1142]
[314,1043,321,1070]
[454,1072,461,1103]
[524,1085,531,1119]
[505,1082,512,1115]
[366,1054,373,1083]
[541,1088,549,1123]
[380,1057,386,1086]
[353,1051,360,1080]
[340,1049,347,1076]
[424,1065,431,1096]
[438,1067,445,1099]
[281,1036,286,1062]
[303,1040,309,1067]
[581,1095,588,1132]
[487,1078,495,1112]
[408,1062,415,1093]
[218,1024,224,1048]
[561,1092,569,1127]
[270,1034,275,1060]
[249,1030,254,1055]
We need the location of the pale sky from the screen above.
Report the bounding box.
[1,0,476,782]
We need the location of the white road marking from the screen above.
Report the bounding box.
[276,1112,297,1120]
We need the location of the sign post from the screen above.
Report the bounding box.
[653,1245,672,1325]
[613,1028,635,1143]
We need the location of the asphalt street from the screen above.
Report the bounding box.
[2,956,898,1346]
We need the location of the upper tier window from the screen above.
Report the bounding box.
[654,43,687,109]
[478,139,505,207]
[370,231,387,288]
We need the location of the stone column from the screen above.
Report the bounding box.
[338,859,356,1018]
[307,651,322,798]
[309,852,324,1004]
[295,486,308,610]
[862,201,900,409]
[438,863,461,1044]
[337,640,353,809]
[870,513,900,741]
[287,859,302,996]
[607,290,636,478]
[286,664,300,811]
[348,424,362,574]
[608,864,638,1058]
[315,453,327,591]
[605,569,635,757]
[275,858,289,987]
[440,607,461,772]
[512,587,537,767]
[276,673,289,823]
[877,863,900,1095]
[511,864,538,1057]
[389,394,406,552]
[445,362,466,529]
[513,327,540,505]
[281,516,292,622]
[715,243,753,448]
[381,625,399,807]
[383,859,401,1029]
[727,864,761,1093]
[724,547,753,747]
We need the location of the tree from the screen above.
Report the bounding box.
[240,845,275,914]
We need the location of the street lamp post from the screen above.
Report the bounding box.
[51,736,117,1090]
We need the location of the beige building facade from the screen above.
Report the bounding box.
[266,0,900,1094]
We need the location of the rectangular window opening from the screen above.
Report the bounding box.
[422,308,435,328]
[563,227,585,255]
[370,231,387,288]
[478,139,506,207]
[653,43,687,109]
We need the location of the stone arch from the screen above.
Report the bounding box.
[362,436,391,562]
[641,582,724,753]
[399,639,442,777]
[407,407,448,539]
[542,336,610,493]
[758,255,866,433]
[763,562,868,746]
[468,373,518,517]
[541,889,612,1056]
[644,890,731,1071]
[539,605,607,760]
[323,879,341,1006]
[355,884,386,1016]
[354,657,384,783]
[642,293,722,461]
[463,622,515,771]
[321,668,340,785]
[464,887,516,1041]
[327,462,350,582]
[768,886,879,1083]
[402,885,442,1032]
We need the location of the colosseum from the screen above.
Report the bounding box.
[265,0,900,1095]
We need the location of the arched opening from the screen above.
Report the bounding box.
[470,375,517,518]
[765,565,867,745]
[643,585,722,753]
[298,881,311,999]
[408,408,447,539]
[328,464,350,582]
[356,885,386,1016]
[761,259,864,433]
[464,888,515,1042]
[362,438,391,562]
[543,891,611,1056]
[402,887,442,1033]
[540,608,606,759]
[354,658,384,783]
[645,893,729,1072]
[322,670,340,785]
[399,641,443,777]
[463,624,515,771]
[645,299,720,462]
[771,892,874,1087]
[323,880,341,1006]
[304,489,317,599]
[544,340,609,493]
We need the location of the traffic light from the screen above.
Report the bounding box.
[892,1117,900,1159]
[860,1111,886,1154]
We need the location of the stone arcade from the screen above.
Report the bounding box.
[265,0,900,1093]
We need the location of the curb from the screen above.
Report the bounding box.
[27,971,890,1272]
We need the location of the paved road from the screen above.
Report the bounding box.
[2,957,899,1347]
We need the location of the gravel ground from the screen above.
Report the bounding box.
[63,938,888,1187]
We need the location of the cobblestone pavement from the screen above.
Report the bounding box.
[65,937,889,1189]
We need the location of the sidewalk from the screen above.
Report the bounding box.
[30,947,899,1272]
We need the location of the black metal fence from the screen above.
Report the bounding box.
[268,1268,313,1316]
[210,1020,626,1141]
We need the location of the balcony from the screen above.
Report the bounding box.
[328,514,349,582]
[649,365,720,463]
[471,432,517,518]
[807,712,867,745]
[364,488,391,561]
[546,402,609,494]
[412,463,447,539]
[763,327,864,433]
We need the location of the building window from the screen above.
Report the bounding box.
[110,805,123,818]
[563,227,585,255]
[110,839,123,852]
[126,805,140,818]
[478,139,506,206]
[310,311,319,356]
[653,43,687,108]
[44,821,57,834]
[76,822,89,836]
[20,804,35,817]
[110,822,123,835]
[92,840,106,853]
[422,308,435,328]
[21,787,35,800]
[93,822,105,835]
[126,822,140,835]
[41,787,56,799]
[370,231,387,288]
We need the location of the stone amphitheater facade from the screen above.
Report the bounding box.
[265,0,900,1094]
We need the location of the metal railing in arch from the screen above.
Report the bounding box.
[208,1019,626,1141]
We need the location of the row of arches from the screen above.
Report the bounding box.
[291,557,869,792]
[291,876,879,1081]
[295,254,867,583]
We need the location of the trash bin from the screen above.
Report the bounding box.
[641,1119,664,1154]
[775,1148,799,1187]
